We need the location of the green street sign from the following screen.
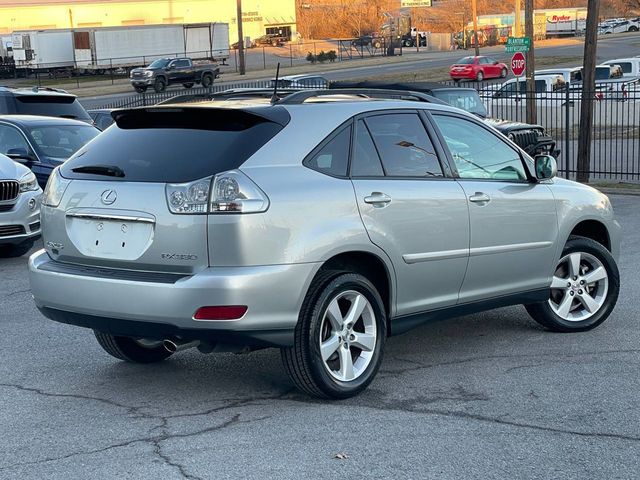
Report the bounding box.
[506,37,530,53]
[505,45,529,53]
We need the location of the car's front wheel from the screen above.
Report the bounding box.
[153,77,166,93]
[282,271,387,399]
[500,67,508,78]
[94,332,174,363]
[525,236,619,332]
[476,70,484,82]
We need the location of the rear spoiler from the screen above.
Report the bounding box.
[111,105,291,129]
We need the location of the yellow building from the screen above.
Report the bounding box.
[0,0,297,41]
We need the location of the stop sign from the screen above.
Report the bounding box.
[511,52,526,76]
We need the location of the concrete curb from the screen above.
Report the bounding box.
[593,187,640,197]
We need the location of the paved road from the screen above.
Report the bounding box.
[1,195,638,479]
[80,33,640,109]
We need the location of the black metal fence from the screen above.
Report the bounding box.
[93,80,640,182]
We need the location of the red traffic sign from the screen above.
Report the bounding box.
[511,52,526,77]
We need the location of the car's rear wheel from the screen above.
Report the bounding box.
[476,70,484,82]
[500,67,508,78]
[0,241,33,258]
[281,271,387,399]
[134,86,147,93]
[153,78,166,93]
[94,331,173,363]
[525,236,619,332]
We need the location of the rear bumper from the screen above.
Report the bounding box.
[29,250,321,347]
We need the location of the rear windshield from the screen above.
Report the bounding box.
[60,108,286,183]
[15,95,92,121]
[457,57,475,64]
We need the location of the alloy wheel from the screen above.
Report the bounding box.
[548,252,609,321]
[318,290,377,382]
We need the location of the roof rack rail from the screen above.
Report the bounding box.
[157,88,302,105]
[275,88,444,105]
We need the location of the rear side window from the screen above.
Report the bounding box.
[304,126,350,177]
[365,113,443,178]
[61,108,286,183]
[617,62,632,74]
[14,95,92,122]
[351,120,384,177]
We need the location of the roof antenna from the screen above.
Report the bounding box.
[270,63,281,104]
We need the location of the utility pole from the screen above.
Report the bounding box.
[514,0,521,37]
[472,0,479,56]
[577,0,600,183]
[236,0,245,75]
[524,0,536,125]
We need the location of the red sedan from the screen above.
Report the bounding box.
[449,56,508,82]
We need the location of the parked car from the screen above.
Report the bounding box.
[0,87,92,123]
[600,19,639,34]
[330,80,559,158]
[0,116,99,188]
[450,56,508,82]
[252,34,285,47]
[29,92,620,398]
[0,152,42,257]
[87,108,115,131]
[602,57,640,77]
[351,35,383,49]
[483,74,568,98]
[270,74,329,89]
[129,57,219,93]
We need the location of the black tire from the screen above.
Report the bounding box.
[94,331,173,363]
[183,83,194,89]
[476,70,484,82]
[525,236,619,333]
[281,271,387,399]
[0,241,33,258]
[153,77,166,93]
[403,39,412,47]
[629,26,639,32]
[500,67,508,78]
[201,74,213,88]
[134,86,147,93]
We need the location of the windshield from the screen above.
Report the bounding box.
[26,125,99,159]
[149,58,170,69]
[14,95,92,122]
[456,57,475,65]
[430,90,488,117]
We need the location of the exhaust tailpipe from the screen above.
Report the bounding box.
[163,338,200,353]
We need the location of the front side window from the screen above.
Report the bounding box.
[364,113,443,178]
[433,115,528,181]
[0,124,30,155]
[305,126,351,177]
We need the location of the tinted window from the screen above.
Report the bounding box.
[617,62,632,74]
[0,124,30,155]
[14,95,92,121]
[595,67,611,80]
[434,115,527,181]
[365,113,443,178]
[26,125,98,159]
[430,89,488,117]
[149,59,170,68]
[61,108,286,183]
[95,113,114,131]
[478,57,488,64]
[305,126,350,177]
[351,120,384,177]
[457,57,475,64]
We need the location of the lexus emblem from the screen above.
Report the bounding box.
[101,189,117,205]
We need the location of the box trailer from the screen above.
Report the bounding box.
[74,23,229,70]
[11,29,75,70]
[542,8,587,36]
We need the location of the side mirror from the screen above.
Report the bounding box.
[535,154,557,180]
[6,148,35,164]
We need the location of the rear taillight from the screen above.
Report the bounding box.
[42,167,71,207]
[194,305,248,320]
[165,170,269,215]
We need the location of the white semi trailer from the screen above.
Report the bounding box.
[11,22,229,72]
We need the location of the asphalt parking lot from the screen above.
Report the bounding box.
[1,193,638,480]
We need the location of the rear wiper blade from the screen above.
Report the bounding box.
[71,165,125,177]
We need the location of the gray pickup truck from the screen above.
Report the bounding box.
[129,57,219,93]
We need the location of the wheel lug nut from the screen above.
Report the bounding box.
[578,289,583,294]
[570,291,574,296]
[343,343,349,349]
[580,280,585,285]
[567,282,572,287]
[349,334,355,341]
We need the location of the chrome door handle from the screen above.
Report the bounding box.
[469,192,491,204]
[364,192,392,206]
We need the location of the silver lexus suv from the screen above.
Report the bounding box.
[29,92,621,398]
